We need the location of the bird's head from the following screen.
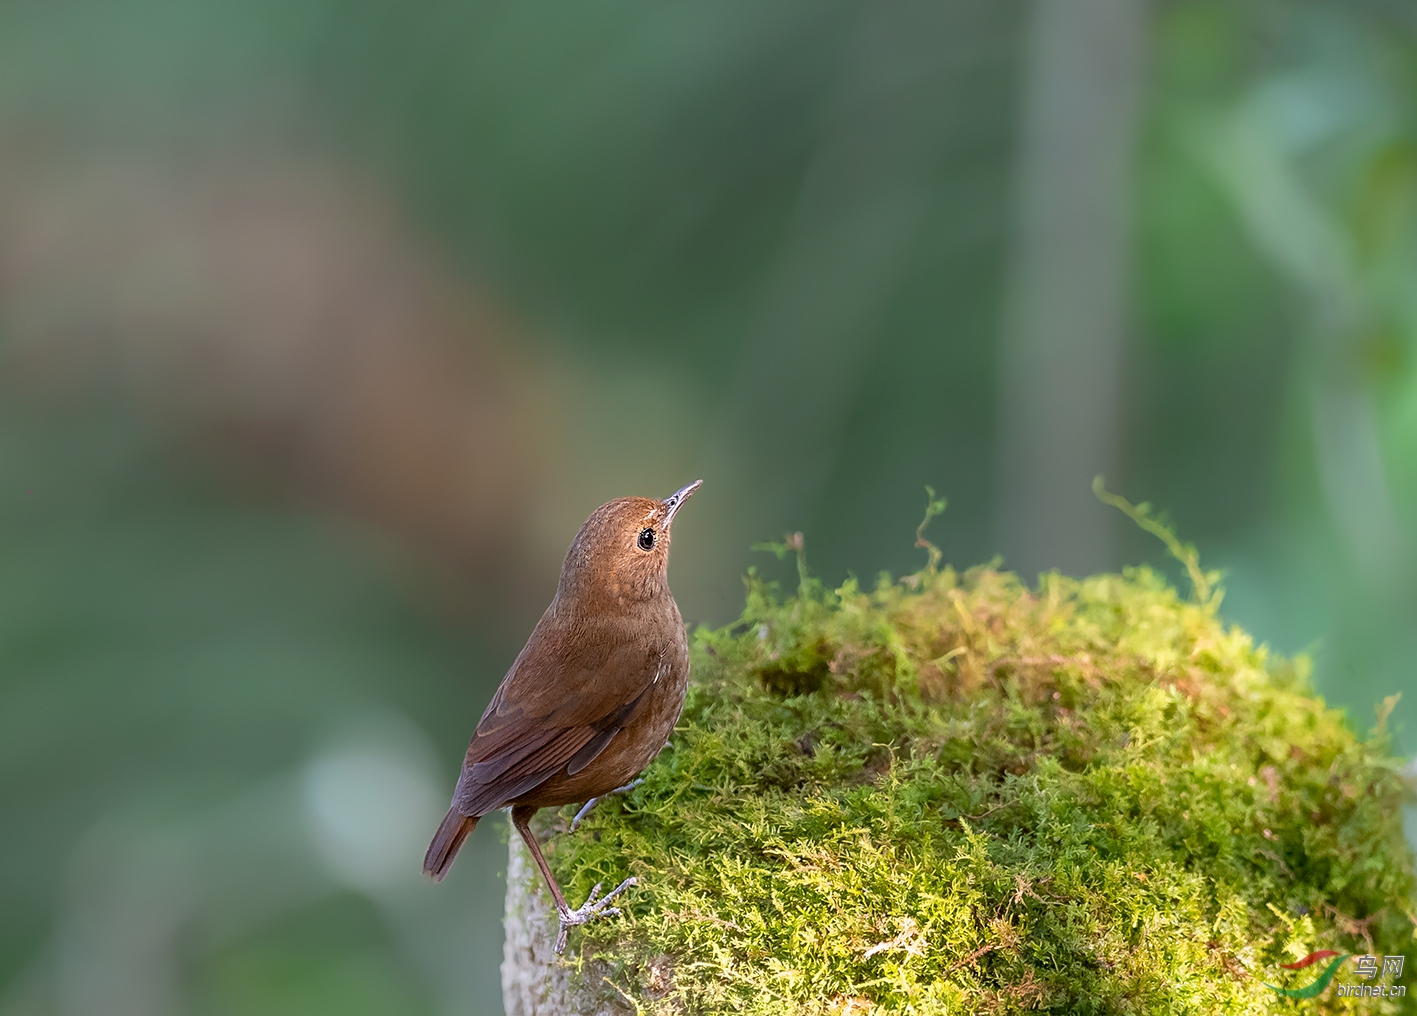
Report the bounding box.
[556,480,701,607]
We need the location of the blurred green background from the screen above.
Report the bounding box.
[1,1,1415,1013]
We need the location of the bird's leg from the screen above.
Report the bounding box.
[568,778,645,833]
[511,805,637,954]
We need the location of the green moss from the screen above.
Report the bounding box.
[539,525,1415,1014]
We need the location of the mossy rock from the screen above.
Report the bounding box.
[511,551,1415,1014]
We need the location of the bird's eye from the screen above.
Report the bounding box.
[637,528,656,551]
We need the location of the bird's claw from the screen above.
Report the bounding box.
[569,779,645,833]
[553,876,638,953]
[568,799,599,834]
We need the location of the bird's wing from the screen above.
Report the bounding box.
[451,609,668,816]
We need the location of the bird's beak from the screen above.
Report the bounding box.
[661,479,702,525]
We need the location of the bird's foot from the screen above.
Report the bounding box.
[553,876,637,953]
[568,779,645,832]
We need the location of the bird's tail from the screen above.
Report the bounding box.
[423,807,478,881]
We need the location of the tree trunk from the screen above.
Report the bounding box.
[501,836,618,1016]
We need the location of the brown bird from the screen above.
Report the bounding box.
[424,480,701,952]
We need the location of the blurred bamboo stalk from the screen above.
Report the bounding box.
[996,0,1149,577]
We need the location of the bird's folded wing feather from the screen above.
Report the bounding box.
[452,610,665,816]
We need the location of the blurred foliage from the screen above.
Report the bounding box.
[1134,0,1417,767]
[0,393,507,1014]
